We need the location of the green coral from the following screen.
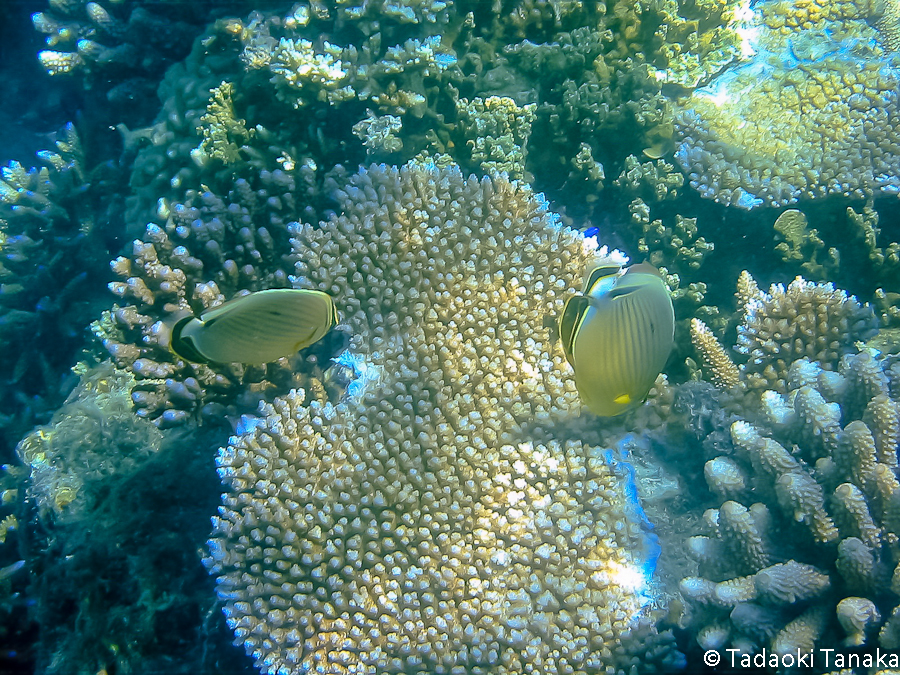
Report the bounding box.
[674,0,900,208]
[195,81,250,164]
[646,0,745,88]
[772,208,839,280]
[455,95,536,179]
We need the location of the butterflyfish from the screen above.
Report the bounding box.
[170,288,337,364]
[559,262,674,417]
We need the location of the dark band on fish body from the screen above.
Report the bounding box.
[171,316,210,364]
[560,294,590,368]
[584,265,622,293]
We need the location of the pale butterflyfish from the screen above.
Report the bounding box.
[170,288,337,364]
[559,262,674,416]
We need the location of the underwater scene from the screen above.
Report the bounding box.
[4,0,900,672]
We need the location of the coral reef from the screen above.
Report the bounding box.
[674,0,900,208]
[734,271,878,392]
[92,168,338,426]
[455,96,536,180]
[32,0,206,120]
[15,362,250,674]
[17,363,161,522]
[205,160,683,674]
[679,350,900,657]
[690,318,741,389]
[0,122,116,454]
[772,209,838,280]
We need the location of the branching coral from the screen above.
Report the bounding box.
[679,350,900,656]
[32,0,205,121]
[772,209,838,280]
[734,271,878,392]
[0,123,116,453]
[205,160,683,674]
[455,96,536,180]
[195,81,250,165]
[92,169,333,426]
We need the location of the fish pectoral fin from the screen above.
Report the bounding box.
[613,393,632,406]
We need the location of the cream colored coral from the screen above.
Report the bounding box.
[717,500,769,574]
[734,272,877,392]
[865,394,900,467]
[833,482,881,549]
[837,596,880,646]
[772,605,829,656]
[753,561,831,605]
[205,162,677,674]
[690,318,740,388]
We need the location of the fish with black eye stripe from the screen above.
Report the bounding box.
[170,288,337,364]
[560,262,674,417]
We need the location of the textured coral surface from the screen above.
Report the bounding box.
[204,161,680,674]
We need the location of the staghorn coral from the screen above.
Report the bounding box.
[690,318,740,389]
[205,160,683,674]
[674,0,900,208]
[677,349,900,658]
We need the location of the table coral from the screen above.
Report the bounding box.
[674,0,900,208]
[204,160,683,674]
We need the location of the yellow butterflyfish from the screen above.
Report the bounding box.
[170,288,337,364]
[560,262,674,416]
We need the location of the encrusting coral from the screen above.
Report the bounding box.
[13,362,238,674]
[204,160,683,674]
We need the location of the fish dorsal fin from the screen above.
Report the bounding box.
[559,294,591,367]
[197,292,254,326]
[583,265,622,294]
[624,261,663,278]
